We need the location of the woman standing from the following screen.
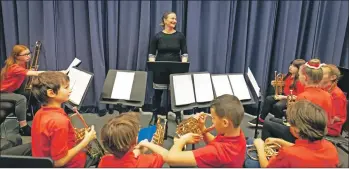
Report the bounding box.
[148,12,190,120]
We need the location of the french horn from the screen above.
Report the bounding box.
[175,113,214,137]
[247,143,281,161]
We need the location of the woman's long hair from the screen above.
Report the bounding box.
[0,45,29,81]
[283,59,306,91]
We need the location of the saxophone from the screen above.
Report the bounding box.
[25,41,41,92]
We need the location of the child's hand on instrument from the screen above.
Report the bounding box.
[194,112,208,131]
[253,138,265,150]
[134,139,150,156]
[265,137,279,145]
[83,125,97,143]
[180,133,202,144]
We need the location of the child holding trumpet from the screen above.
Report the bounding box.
[167,94,246,168]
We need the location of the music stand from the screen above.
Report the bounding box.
[64,67,94,112]
[244,68,263,138]
[147,61,190,140]
[99,70,147,112]
[0,155,54,168]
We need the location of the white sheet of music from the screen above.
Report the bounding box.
[111,72,135,100]
[68,68,92,105]
[173,75,196,106]
[66,58,82,73]
[211,75,233,97]
[247,67,260,97]
[228,74,251,100]
[193,73,214,103]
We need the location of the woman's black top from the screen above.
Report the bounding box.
[149,31,187,62]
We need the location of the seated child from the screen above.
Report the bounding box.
[246,100,339,168]
[166,94,246,167]
[98,112,169,168]
[31,71,97,168]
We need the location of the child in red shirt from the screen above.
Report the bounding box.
[252,100,339,168]
[31,71,96,168]
[249,59,305,127]
[321,64,347,136]
[166,94,246,168]
[98,112,169,168]
[261,59,335,142]
[0,45,45,136]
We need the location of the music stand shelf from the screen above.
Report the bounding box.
[99,70,147,110]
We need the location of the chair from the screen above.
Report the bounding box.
[0,101,17,138]
[0,155,53,168]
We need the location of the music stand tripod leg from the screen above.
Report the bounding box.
[254,100,262,138]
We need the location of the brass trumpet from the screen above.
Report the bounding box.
[70,109,106,159]
[152,115,167,146]
[176,113,214,137]
[273,71,285,100]
[247,143,281,161]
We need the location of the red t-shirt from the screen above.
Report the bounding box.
[267,139,339,168]
[0,63,28,92]
[98,152,164,168]
[328,86,347,136]
[31,107,87,168]
[283,76,304,96]
[192,130,246,168]
[296,87,334,134]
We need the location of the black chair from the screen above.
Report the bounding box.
[0,101,17,138]
[0,155,53,168]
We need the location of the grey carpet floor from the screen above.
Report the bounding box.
[2,111,348,168]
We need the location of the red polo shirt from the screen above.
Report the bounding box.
[267,139,339,168]
[98,152,164,168]
[296,87,334,135]
[328,86,347,136]
[0,63,28,92]
[192,130,246,168]
[283,76,304,96]
[31,107,87,168]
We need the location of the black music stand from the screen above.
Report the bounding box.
[99,70,147,113]
[0,155,54,168]
[64,67,94,113]
[244,68,263,138]
[147,61,190,140]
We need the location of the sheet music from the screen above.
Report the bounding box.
[247,67,260,97]
[211,75,233,97]
[68,68,92,105]
[173,75,196,106]
[111,72,135,100]
[66,58,82,72]
[228,74,251,100]
[193,73,214,103]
